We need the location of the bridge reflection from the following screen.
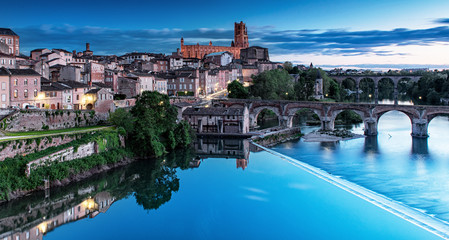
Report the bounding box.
[193,138,251,170]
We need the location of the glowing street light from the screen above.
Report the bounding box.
[419,96,422,100]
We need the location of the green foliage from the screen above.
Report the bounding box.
[295,69,317,100]
[408,71,449,105]
[250,69,295,100]
[335,110,363,125]
[109,108,134,134]
[0,130,127,201]
[129,91,194,158]
[227,80,249,99]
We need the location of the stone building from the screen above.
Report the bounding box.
[181,22,249,59]
[0,28,20,56]
[182,106,249,134]
[240,46,269,65]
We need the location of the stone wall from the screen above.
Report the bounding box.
[1,109,106,132]
[0,134,80,161]
[252,127,302,147]
[26,142,97,177]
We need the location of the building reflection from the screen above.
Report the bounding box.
[0,191,115,240]
[193,138,250,170]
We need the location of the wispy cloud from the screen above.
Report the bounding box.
[15,23,449,59]
[434,18,449,24]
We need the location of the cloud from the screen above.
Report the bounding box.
[434,18,449,24]
[14,24,449,58]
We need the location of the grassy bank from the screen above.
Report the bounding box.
[0,130,130,201]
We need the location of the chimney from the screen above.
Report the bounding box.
[86,43,90,51]
[72,50,76,56]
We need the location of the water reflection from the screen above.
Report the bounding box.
[0,139,252,239]
[194,138,250,170]
[275,112,449,222]
[411,137,429,155]
[363,136,379,154]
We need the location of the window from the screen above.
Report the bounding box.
[14,89,18,98]
[14,79,18,86]
[24,89,28,98]
[8,38,11,44]
[180,78,184,82]
[34,79,38,85]
[1,94,5,102]
[24,79,28,85]
[1,82,5,90]
[34,89,38,97]
[189,84,192,90]
[76,95,79,100]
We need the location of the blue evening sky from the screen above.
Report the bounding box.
[2,0,449,69]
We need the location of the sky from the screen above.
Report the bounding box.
[2,0,449,70]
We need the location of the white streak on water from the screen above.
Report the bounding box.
[241,187,269,195]
[252,141,449,240]
[244,195,269,202]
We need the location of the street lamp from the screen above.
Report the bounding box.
[419,96,422,100]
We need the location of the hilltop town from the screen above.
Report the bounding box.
[0,22,283,114]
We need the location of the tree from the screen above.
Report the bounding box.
[129,91,192,157]
[108,108,135,135]
[250,69,295,100]
[227,80,249,99]
[283,61,293,73]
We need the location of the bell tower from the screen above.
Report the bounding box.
[234,21,249,48]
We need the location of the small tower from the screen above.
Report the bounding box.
[180,37,184,46]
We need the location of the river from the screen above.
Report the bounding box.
[2,103,449,239]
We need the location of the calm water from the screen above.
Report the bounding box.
[274,111,449,222]
[0,136,445,239]
[2,108,449,239]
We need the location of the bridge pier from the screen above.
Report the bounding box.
[411,119,428,138]
[393,89,399,105]
[374,87,379,104]
[321,119,334,131]
[364,119,378,136]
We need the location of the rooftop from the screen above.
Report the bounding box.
[0,28,18,36]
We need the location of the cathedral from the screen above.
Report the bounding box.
[181,21,249,59]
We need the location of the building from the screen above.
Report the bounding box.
[7,69,41,108]
[204,51,233,66]
[181,21,249,59]
[84,88,114,113]
[169,49,184,70]
[62,80,90,110]
[182,106,249,134]
[118,77,140,98]
[0,52,16,68]
[240,46,269,65]
[0,28,20,56]
[0,68,9,108]
[128,72,154,93]
[38,80,72,109]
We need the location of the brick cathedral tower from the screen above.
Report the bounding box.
[234,21,249,48]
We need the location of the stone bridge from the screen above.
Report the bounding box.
[330,75,421,103]
[212,99,449,138]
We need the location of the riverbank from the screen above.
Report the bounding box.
[303,130,365,142]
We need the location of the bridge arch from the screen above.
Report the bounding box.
[285,107,323,128]
[377,78,395,101]
[250,106,282,129]
[359,77,375,102]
